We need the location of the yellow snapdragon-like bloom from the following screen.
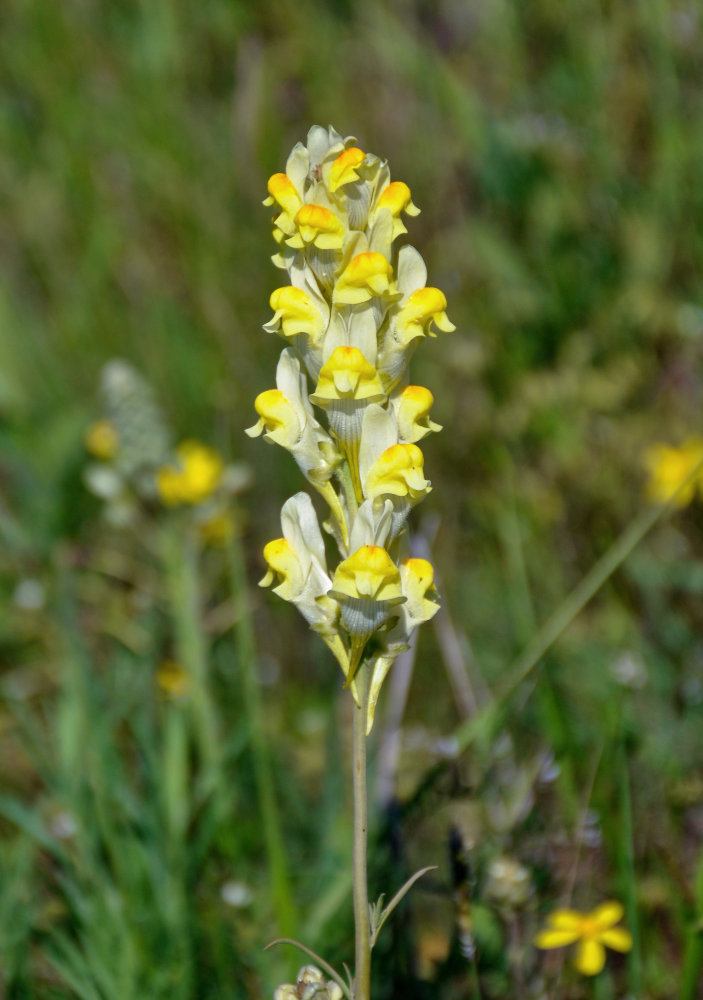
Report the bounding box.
[328,146,366,193]
[313,347,385,402]
[395,287,455,344]
[333,252,394,305]
[375,181,420,239]
[156,440,223,506]
[643,438,703,507]
[266,286,326,342]
[260,537,305,600]
[400,558,440,626]
[333,545,403,603]
[395,385,442,443]
[249,389,301,448]
[264,173,302,214]
[364,443,431,503]
[84,419,119,461]
[288,204,345,250]
[535,902,632,976]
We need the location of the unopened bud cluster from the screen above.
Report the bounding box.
[250,126,453,731]
[274,964,343,1000]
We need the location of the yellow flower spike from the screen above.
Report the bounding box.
[643,438,703,507]
[84,419,119,461]
[259,537,305,600]
[535,901,632,977]
[395,287,456,344]
[263,173,302,216]
[395,385,442,443]
[333,252,394,306]
[156,441,224,507]
[313,346,385,402]
[289,204,345,250]
[328,146,366,193]
[266,286,326,342]
[377,181,421,218]
[364,443,431,503]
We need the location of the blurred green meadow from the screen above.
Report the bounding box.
[2,0,703,997]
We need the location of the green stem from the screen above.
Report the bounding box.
[227,529,296,938]
[617,736,642,996]
[160,520,220,796]
[352,665,371,1000]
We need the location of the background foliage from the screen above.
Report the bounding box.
[1,0,703,997]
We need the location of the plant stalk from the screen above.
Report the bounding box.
[352,663,371,1000]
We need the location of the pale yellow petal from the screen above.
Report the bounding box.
[599,927,632,953]
[547,909,584,931]
[575,938,606,975]
[590,901,624,930]
[535,929,581,949]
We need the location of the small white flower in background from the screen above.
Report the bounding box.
[219,880,253,908]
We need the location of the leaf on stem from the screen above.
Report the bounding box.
[369,866,437,949]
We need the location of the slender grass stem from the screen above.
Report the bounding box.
[352,664,371,1000]
[160,520,221,796]
[227,527,296,938]
[617,736,642,996]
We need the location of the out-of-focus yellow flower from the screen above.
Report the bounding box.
[157,440,224,507]
[156,659,190,699]
[644,438,703,507]
[535,901,632,976]
[84,419,119,460]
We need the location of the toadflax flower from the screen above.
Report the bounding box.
[535,901,632,975]
[254,125,453,730]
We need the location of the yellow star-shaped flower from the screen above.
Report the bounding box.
[535,901,632,976]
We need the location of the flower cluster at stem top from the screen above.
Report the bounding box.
[249,126,453,732]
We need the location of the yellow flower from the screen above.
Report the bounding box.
[394,385,442,443]
[328,146,366,193]
[364,443,431,503]
[535,901,632,976]
[156,659,191,699]
[312,347,385,403]
[266,286,326,342]
[394,287,455,344]
[156,440,224,507]
[84,419,119,460]
[644,438,703,507]
[288,204,345,250]
[374,181,420,238]
[333,252,394,305]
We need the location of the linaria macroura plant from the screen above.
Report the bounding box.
[249,125,453,1000]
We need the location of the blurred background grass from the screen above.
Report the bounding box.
[2,0,703,997]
